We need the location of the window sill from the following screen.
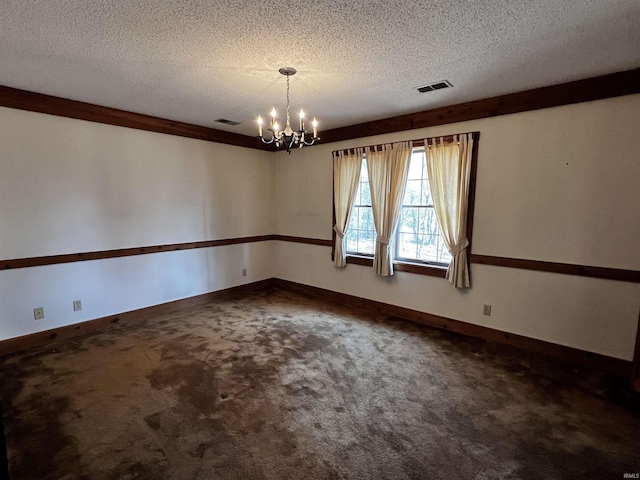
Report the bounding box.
[345,255,447,278]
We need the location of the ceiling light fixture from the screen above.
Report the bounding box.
[257,67,320,155]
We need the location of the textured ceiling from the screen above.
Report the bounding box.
[1,0,639,137]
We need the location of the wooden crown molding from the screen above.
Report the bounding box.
[0,85,272,151]
[2,69,639,151]
[320,68,640,144]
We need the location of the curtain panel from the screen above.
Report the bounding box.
[333,148,363,267]
[425,134,474,288]
[366,141,413,276]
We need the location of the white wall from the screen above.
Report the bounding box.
[0,107,275,341]
[2,96,639,359]
[274,95,640,360]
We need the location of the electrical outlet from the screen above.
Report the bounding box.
[33,307,45,320]
[242,268,247,277]
[483,304,492,316]
[73,300,82,312]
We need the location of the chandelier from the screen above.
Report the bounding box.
[257,67,320,155]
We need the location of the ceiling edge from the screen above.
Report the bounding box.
[1,68,639,152]
[320,68,640,145]
[0,85,271,151]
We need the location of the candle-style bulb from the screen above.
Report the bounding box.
[299,109,305,119]
[299,109,305,131]
[271,108,277,118]
[312,118,318,137]
[257,116,263,136]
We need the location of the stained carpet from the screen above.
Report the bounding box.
[0,287,638,479]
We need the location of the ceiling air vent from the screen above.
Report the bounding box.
[214,118,241,126]
[416,80,453,93]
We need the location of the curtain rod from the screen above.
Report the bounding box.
[332,131,479,157]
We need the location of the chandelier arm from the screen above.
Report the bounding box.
[259,136,275,145]
[301,137,320,146]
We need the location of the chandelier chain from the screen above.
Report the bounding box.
[286,74,291,128]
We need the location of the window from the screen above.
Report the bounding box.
[345,149,451,266]
[396,149,451,265]
[334,132,478,279]
[345,160,375,256]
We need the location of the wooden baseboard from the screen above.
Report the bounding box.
[0,278,276,357]
[272,279,632,378]
[1,276,631,380]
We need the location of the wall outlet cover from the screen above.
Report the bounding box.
[73,300,83,311]
[33,307,45,320]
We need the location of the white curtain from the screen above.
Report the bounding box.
[366,141,413,276]
[333,149,363,267]
[425,134,474,288]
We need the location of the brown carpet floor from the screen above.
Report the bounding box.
[0,287,638,480]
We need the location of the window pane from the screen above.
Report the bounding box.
[345,158,375,256]
[345,206,361,253]
[422,175,432,206]
[359,228,375,255]
[353,180,361,205]
[424,208,439,236]
[398,206,418,234]
[403,180,422,206]
[360,180,371,206]
[407,151,424,180]
[394,150,451,265]
[360,206,374,231]
[397,232,417,260]
[417,208,451,264]
[416,234,451,264]
[346,230,358,252]
[360,160,369,182]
